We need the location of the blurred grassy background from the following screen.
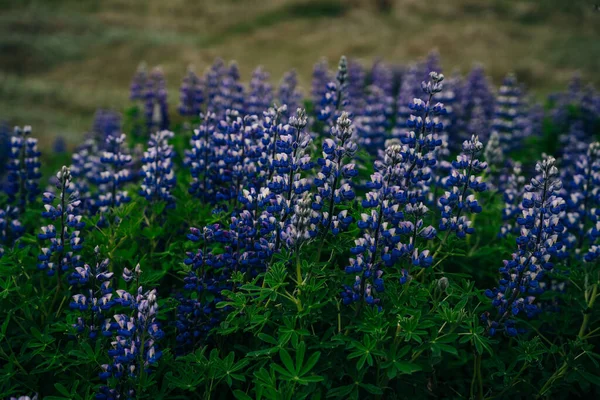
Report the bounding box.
[1,0,599,146]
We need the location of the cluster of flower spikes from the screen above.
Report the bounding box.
[490,74,529,151]
[98,265,164,399]
[178,65,204,117]
[139,130,177,208]
[277,70,303,123]
[176,225,235,353]
[70,246,115,339]
[92,133,133,213]
[438,135,488,239]
[483,156,566,337]
[5,125,41,210]
[561,142,600,260]
[550,74,600,139]
[144,67,170,132]
[37,166,85,278]
[312,111,357,236]
[245,66,274,116]
[267,108,316,248]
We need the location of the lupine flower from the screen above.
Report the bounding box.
[318,56,350,126]
[204,58,228,116]
[6,126,41,210]
[176,225,234,353]
[454,64,494,142]
[484,156,566,336]
[0,206,24,258]
[9,396,38,400]
[37,166,85,277]
[491,74,529,150]
[186,112,218,203]
[278,70,302,122]
[94,133,133,211]
[245,66,273,116]
[99,266,164,398]
[311,58,331,115]
[562,142,600,259]
[70,246,115,339]
[499,161,526,237]
[144,67,170,132]
[219,62,245,116]
[484,131,504,173]
[91,109,122,146]
[438,135,488,239]
[345,59,366,115]
[129,63,147,101]
[140,130,177,208]
[312,111,357,236]
[178,65,204,117]
[355,85,391,155]
[392,65,421,137]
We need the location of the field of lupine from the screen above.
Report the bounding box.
[1,52,599,399]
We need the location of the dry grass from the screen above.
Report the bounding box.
[1,0,599,146]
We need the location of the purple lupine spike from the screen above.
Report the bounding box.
[93,133,133,212]
[561,142,600,260]
[346,58,365,115]
[278,69,303,122]
[144,67,170,132]
[483,156,565,337]
[69,246,114,339]
[92,109,122,148]
[140,130,177,208]
[438,135,488,239]
[185,112,217,202]
[312,111,357,236]
[221,61,245,115]
[371,59,395,98]
[392,64,422,138]
[245,66,274,116]
[37,166,85,278]
[178,65,204,117]
[311,58,331,115]
[0,205,24,258]
[130,63,147,101]
[99,266,164,397]
[491,74,528,150]
[499,160,526,238]
[355,85,390,155]
[5,126,41,210]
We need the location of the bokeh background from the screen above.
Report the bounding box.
[1,0,599,146]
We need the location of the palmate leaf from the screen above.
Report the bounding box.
[273,342,323,385]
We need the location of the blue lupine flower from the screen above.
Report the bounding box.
[278,70,302,122]
[70,246,115,339]
[37,166,85,277]
[93,133,133,211]
[0,206,24,258]
[99,266,164,397]
[438,135,488,238]
[91,109,122,146]
[499,161,526,237]
[311,58,331,116]
[491,74,528,151]
[144,67,170,132]
[484,156,565,336]
[140,130,177,208]
[129,63,147,101]
[186,112,218,203]
[6,126,41,210]
[312,111,357,236]
[245,66,274,116]
[178,65,204,117]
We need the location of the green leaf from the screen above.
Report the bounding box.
[279,348,296,374]
[233,390,253,400]
[436,343,458,356]
[300,352,321,376]
[578,370,600,387]
[360,383,383,395]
